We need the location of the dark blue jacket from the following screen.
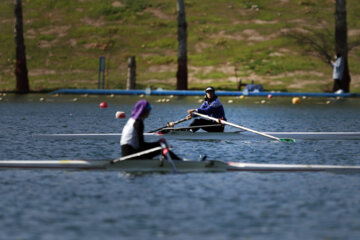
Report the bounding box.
[196,96,226,120]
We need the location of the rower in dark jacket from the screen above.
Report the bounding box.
[187,87,226,132]
[121,100,180,159]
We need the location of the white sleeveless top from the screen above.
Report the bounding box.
[120,118,139,149]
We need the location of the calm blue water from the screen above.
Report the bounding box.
[1,94,360,240]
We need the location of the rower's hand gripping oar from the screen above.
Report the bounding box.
[148,117,188,133]
[192,112,295,143]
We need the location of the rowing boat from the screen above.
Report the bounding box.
[33,131,360,141]
[154,131,360,140]
[1,159,360,173]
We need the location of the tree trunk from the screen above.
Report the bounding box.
[176,0,188,90]
[127,56,136,90]
[335,0,350,92]
[14,0,29,93]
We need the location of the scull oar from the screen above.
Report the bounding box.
[193,112,295,143]
[148,117,188,133]
[111,140,178,172]
[160,124,224,131]
[111,146,162,163]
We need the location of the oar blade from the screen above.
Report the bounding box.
[279,138,296,143]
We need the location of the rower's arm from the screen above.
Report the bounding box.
[134,120,145,149]
[197,101,218,115]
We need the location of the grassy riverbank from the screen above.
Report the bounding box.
[1,0,360,92]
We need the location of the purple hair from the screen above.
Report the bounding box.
[131,100,152,120]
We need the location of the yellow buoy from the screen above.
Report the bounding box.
[292,97,301,104]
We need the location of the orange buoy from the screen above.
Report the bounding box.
[115,111,126,119]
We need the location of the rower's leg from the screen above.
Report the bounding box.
[204,125,225,132]
[195,119,224,132]
[122,142,162,160]
[140,142,182,160]
[121,144,137,157]
[189,119,202,132]
[140,142,163,159]
[141,150,162,159]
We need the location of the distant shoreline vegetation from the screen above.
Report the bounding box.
[1,0,359,92]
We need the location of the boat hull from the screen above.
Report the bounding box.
[155,131,360,140]
[1,159,360,173]
[0,159,228,173]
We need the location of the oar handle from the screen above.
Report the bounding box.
[192,112,294,142]
[148,117,188,133]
